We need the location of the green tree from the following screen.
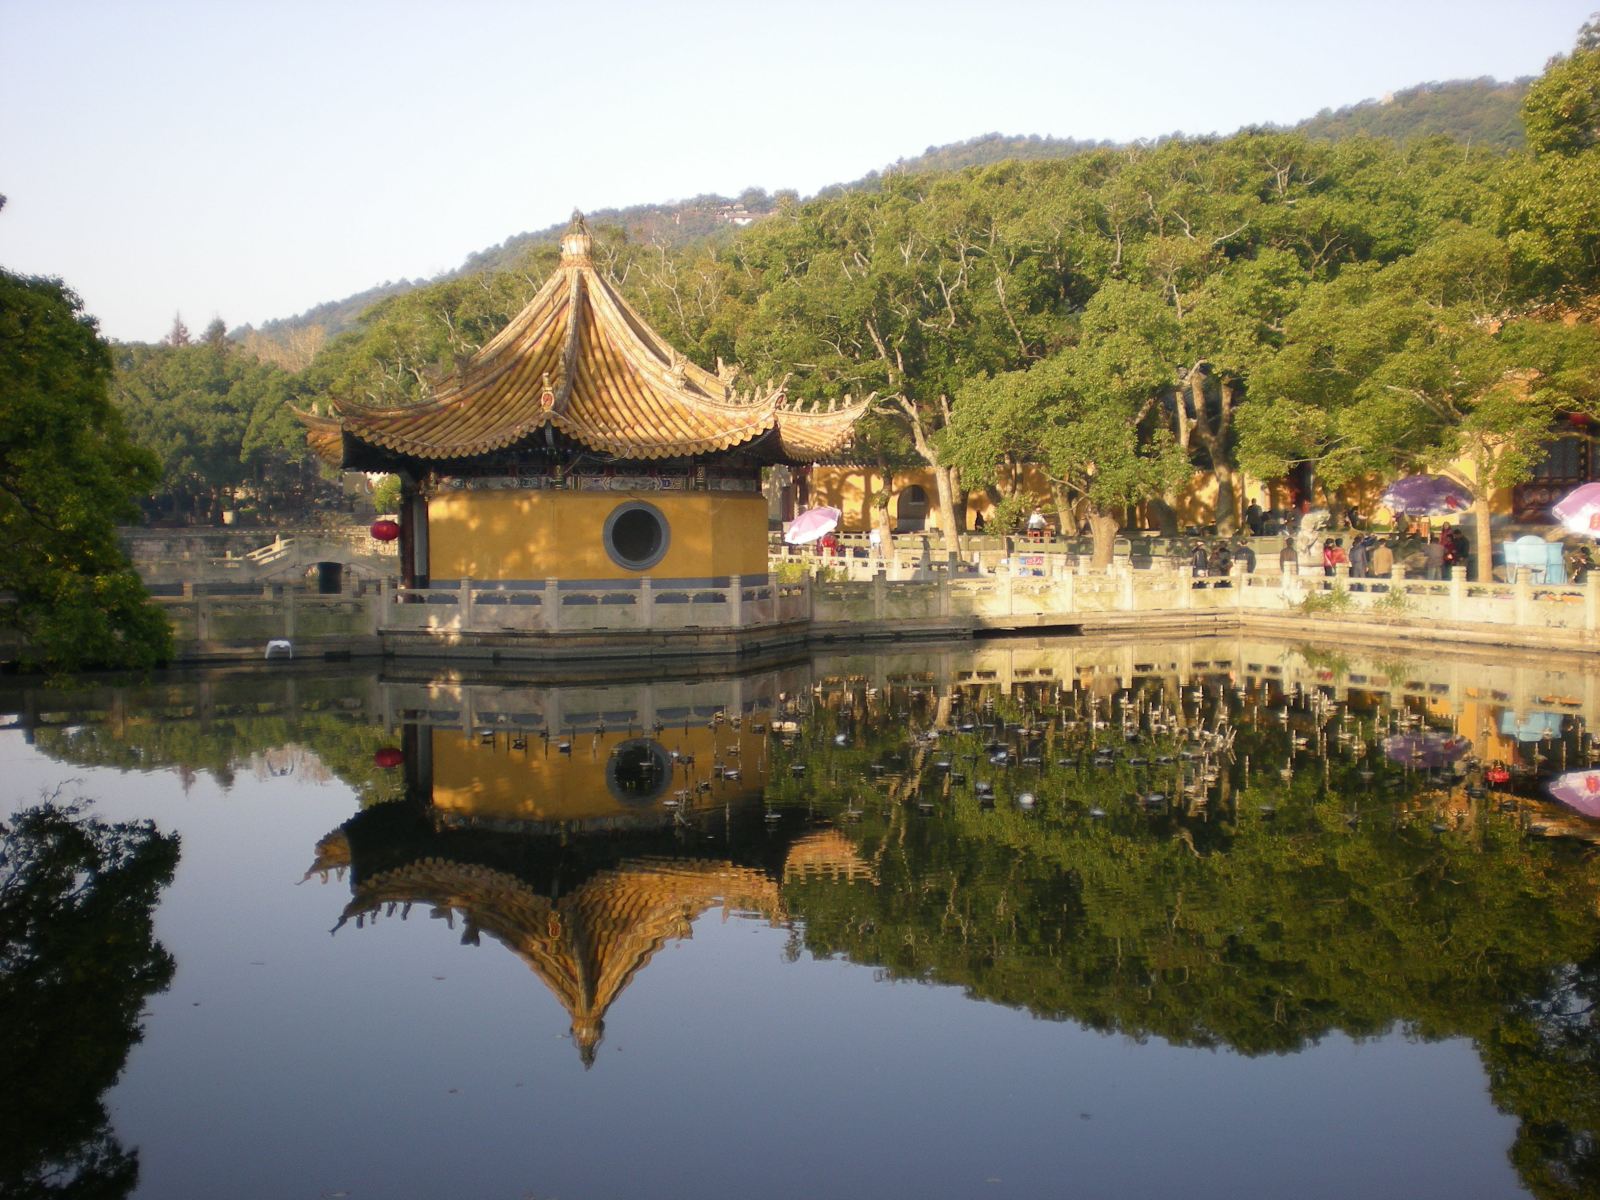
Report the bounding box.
[1241,227,1600,577]
[734,166,1110,541]
[1503,23,1600,294]
[948,284,1188,564]
[0,269,172,671]
[114,337,324,523]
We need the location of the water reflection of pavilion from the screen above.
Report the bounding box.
[311,669,873,1064]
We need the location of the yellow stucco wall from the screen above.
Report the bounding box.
[809,467,1009,532]
[430,723,769,822]
[427,489,769,580]
[813,458,1527,534]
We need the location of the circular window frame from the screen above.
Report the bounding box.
[602,500,671,571]
[605,738,673,805]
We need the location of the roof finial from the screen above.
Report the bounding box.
[561,210,593,265]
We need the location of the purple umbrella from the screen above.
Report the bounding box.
[1553,482,1600,538]
[784,506,843,545]
[1547,770,1600,820]
[1378,474,1473,517]
[1383,732,1471,769]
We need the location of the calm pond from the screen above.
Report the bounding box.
[3,634,1598,1200]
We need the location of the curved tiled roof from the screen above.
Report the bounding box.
[336,854,782,1065]
[298,217,870,467]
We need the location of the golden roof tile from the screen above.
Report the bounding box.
[298,215,868,467]
[337,854,782,1065]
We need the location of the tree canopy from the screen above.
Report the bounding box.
[100,15,1600,563]
[0,268,171,670]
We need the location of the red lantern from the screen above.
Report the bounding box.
[370,518,400,543]
[1485,765,1511,786]
[373,747,404,769]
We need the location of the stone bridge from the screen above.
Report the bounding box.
[123,526,398,589]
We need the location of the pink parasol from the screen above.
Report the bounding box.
[1547,769,1600,819]
[784,506,843,545]
[1552,482,1600,538]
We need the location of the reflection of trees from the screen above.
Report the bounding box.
[0,802,179,1198]
[28,681,402,807]
[1485,947,1600,1200]
[771,682,1600,1194]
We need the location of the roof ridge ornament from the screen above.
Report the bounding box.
[560,210,593,266]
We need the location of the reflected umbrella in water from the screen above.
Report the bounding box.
[1547,770,1600,819]
[1382,731,1471,769]
[783,506,842,546]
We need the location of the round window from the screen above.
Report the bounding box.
[606,738,672,805]
[603,501,670,570]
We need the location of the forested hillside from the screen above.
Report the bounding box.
[1293,77,1530,149]
[235,79,1533,348]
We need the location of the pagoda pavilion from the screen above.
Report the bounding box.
[298,216,868,610]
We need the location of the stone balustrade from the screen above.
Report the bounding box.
[380,576,810,636]
[138,559,1600,662]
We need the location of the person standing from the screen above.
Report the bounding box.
[1371,538,1395,576]
[1566,544,1594,583]
[1423,535,1445,580]
[1245,499,1264,536]
[1349,534,1370,579]
[1448,525,1471,576]
[1233,537,1256,573]
[1211,541,1233,578]
[1191,540,1210,576]
[1279,536,1298,573]
[1440,523,1459,572]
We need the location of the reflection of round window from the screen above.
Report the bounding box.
[606,738,672,805]
[603,501,670,570]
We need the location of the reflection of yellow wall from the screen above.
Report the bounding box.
[427,490,768,581]
[431,722,770,823]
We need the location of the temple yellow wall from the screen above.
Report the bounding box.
[812,457,1524,534]
[807,467,1018,532]
[430,723,769,823]
[427,489,768,580]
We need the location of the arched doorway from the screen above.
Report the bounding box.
[895,485,929,532]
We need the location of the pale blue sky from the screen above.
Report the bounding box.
[2,0,1594,343]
